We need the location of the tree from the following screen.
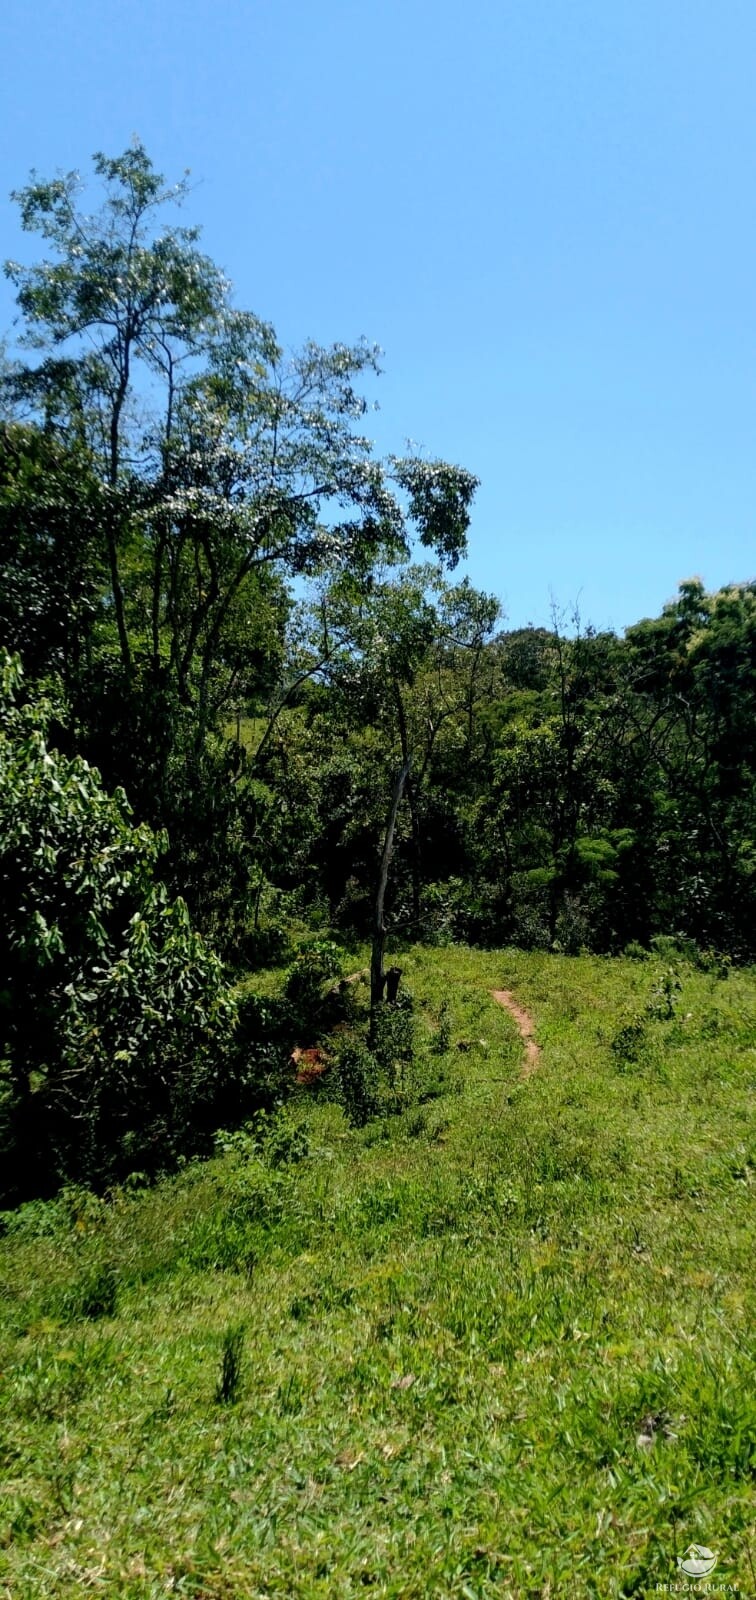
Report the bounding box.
[621,580,756,953]
[3,143,479,946]
[274,567,499,1012]
[3,143,477,703]
[5,144,229,672]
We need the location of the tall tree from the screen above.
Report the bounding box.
[3,143,479,945]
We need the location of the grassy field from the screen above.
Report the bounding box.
[1,947,755,1598]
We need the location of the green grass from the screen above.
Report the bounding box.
[1,947,755,1597]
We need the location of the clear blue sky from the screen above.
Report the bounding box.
[2,0,755,632]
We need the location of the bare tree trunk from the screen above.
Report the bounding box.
[370,757,411,1027]
[107,367,132,675]
[392,683,421,926]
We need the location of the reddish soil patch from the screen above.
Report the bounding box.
[491,989,541,1077]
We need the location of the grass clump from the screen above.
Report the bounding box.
[215,1322,246,1405]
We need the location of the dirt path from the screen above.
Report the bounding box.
[491,989,541,1077]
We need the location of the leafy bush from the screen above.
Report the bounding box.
[553,893,594,955]
[371,991,416,1101]
[0,653,237,1201]
[647,965,682,1020]
[62,1263,118,1323]
[182,1158,291,1272]
[332,1043,379,1128]
[622,940,649,961]
[215,1109,309,1168]
[238,922,292,971]
[283,939,343,1013]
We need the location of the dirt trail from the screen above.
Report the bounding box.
[491,990,541,1077]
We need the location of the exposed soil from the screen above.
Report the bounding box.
[491,989,541,1076]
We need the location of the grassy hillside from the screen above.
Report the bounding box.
[1,948,755,1597]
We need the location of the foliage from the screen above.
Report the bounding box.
[0,652,236,1201]
[255,581,756,965]
[332,1041,380,1128]
[283,938,343,1012]
[6,141,756,973]
[0,424,104,681]
[2,141,479,951]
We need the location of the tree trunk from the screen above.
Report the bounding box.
[405,771,422,926]
[370,757,411,1028]
[392,683,421,926]
[107,367,132,674]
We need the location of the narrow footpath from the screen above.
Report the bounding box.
[490,989,541,1077]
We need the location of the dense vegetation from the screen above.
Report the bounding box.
[2,141,756,1187]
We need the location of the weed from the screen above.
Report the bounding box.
[647,964,683,1019]
[623,940,649,961]
[66,1262,118,1322]
[432,1000,452,1054]
[611,1015,648,1065]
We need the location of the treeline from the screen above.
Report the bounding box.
[2,143,756,1198]
[239,575,756,963]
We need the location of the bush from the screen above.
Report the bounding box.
[371,990,416,1102]
[238,922,292,972]
[0,653,237,1201]
[283,939,343,1013]
[611,1016,648,1066]
[333,1043,379,1128]
[646,965,682,1020]
[215,1109,309,1168]
[431,1001,452,1055]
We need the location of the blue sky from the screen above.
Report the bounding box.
[2,0,755,632]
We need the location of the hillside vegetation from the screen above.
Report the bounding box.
[2,948,754,1598]
[4,142,756,1205]
[2,138,756,1598]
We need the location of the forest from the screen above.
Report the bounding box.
[2,144,756,1201]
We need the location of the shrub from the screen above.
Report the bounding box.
[333,1043,379,1128]
[647,965,682,1020]
[216,1109,309,1168]
[611,1016,648,1066]
[283,939,343,1016]
[371,991,416,1103]
[238,922,292,972]
[553,893,594,955]
[64,1263,118,1323]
